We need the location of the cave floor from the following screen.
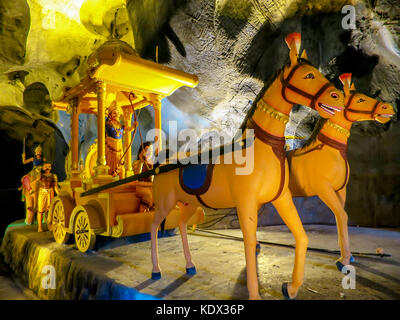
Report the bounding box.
[1,224,400,300]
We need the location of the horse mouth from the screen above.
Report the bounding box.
[377,113,394,118]
[318,103,342,115]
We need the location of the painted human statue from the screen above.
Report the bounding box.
[105,101,137,179]
[30,162,59,232]
[132,141,154,212]
[20,145,46,224]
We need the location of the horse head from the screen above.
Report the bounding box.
[280,32,344,118]
[339,73,395,124]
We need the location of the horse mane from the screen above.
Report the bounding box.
[237,57,314,133]
[238,60,291,132]
[301,117,327,148]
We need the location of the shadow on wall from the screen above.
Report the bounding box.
[0,133,26,236]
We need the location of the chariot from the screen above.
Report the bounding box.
[48,41,204,252]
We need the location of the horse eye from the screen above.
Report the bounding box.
[304,73,315,79]
[382,105,388,109]
[357,98,365,103]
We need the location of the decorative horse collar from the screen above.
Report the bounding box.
[326,120,350,138]
[257,99,289,124]
[344,92,380,121]
[280,59,334,109]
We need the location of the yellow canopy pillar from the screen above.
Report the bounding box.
[150,94,163,155]
[70,98,81,188]
[121,104,134,177]
[93,81,113,184]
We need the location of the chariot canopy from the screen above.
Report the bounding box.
[52,40,198,185]
[47,41,201,251]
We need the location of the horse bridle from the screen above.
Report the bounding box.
[343,92,380,121]
[280,59,334,109]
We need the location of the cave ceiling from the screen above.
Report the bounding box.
[0,0,399,158]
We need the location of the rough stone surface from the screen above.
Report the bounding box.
[1,222,400,300]
[0,222,156,300]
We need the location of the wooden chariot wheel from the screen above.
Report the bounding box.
[74,209,96,253]
[51,199,70,244]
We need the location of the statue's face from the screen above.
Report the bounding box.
[144,145,153,162]
[35,148,42,157]
[110,109,120,121]
[43,163,52,172]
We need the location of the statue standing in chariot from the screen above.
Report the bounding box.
[105,101,137,179]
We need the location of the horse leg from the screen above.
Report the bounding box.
[272,190,309,299]
[336,188,354,263]
[150,205,171,279]
[177,202,197,273]
[236,200,261,300]
[337,187,346,207]
[318,185,351,269]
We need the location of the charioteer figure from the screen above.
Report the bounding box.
[133,141,154,212]
[20,145,46,224]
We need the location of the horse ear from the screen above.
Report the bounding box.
[285,32,301,66]
[300,49,308,60]
[350,83,356,91]
[339,73,352,96]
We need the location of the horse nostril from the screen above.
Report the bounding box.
[331,92,339,99]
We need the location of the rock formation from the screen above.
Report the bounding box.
[0,0,398,227]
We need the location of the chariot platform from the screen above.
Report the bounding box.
[1,222,399,300]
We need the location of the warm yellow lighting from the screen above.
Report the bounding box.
[37,0,84,24]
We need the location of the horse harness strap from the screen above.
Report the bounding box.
[318,133,349,191]
[344,93,380,121]
[290,143,325,158]
[195,118,287,209]
[247,117,286,202]
[289,133,349,192]
[280,62,334,109]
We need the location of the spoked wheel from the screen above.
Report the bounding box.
[74,209,96,253]
[51,199,70,244]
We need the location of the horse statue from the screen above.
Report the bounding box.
[150,32,345,300]
[288,73,395,271]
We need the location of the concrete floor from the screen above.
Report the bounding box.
[1,224,400,300]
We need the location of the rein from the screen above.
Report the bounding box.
[344,92,380,121]
[280,60,334,109]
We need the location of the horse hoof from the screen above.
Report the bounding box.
[336,261,345,272]
[350,255,356,263]
[256,243,261,256]
[281,283,294,300]
[186,267,197,275]
[151,272,161,280]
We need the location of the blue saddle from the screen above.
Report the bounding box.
[179,164,214,195]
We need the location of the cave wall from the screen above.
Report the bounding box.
[0,0,399,228]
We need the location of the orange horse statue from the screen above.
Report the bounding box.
[150,32,344,300]
[288,73,395,271]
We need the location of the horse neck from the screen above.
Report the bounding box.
[251,75,293,138]
[319,114,352,145]
[319,97,355,145]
